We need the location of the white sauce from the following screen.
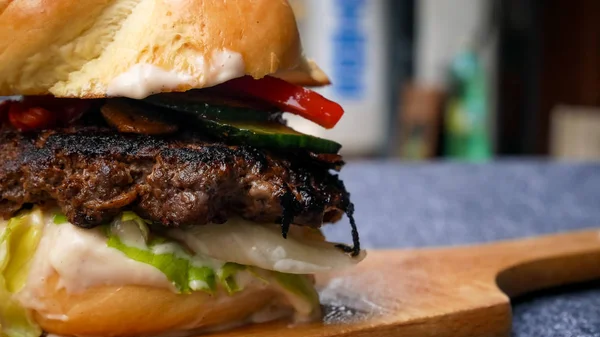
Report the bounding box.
[16,216,173,312]
[49,225,173,293]
[106,64,194,100]
[2,210,325,335]
[106,50,246,99]
[203,50,246,87]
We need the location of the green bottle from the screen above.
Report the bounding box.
[445,49,492,162]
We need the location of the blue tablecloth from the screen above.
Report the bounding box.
[322,160,600,337]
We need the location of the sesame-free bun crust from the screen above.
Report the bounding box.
[0,0,329,98]
[30,272,285,337]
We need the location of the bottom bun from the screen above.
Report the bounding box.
[28,273,286,337]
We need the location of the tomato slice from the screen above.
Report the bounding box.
[2,96,92,131]
[21,96,91,124]
[8,105,55,131]
[217,76,344,129]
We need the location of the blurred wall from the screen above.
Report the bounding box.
[497,0,600,157]
[415,0,489,85]
[414,0,498,151]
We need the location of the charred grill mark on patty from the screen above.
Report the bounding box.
[0,127,350,229]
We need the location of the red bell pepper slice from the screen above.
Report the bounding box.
[217,76,344,129]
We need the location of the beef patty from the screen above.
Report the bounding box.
[0,127,351,229]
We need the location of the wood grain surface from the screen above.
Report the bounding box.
[206,229,600,337]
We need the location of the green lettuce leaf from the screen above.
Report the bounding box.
[188,266,216,292]
[52,213,68,225]
[272,272,320,317]
[0,211,44,337]
[107,233,216,294]
[120,211,151,242]
[106,212,320,317]
[218,263,246,294]
[0,209,320,337]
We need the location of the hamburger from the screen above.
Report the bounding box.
[0,1,365,336]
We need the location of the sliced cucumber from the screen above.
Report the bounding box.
[145,93,274,122]
[137,96,342,154]
[198,119,342,154]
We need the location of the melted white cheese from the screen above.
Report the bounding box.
[106,50,246,99]
[168,219,365,274]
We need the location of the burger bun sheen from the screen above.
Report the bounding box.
[28,272,292,337]
[0,0,330,98]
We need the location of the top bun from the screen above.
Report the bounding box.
[0,0,329,99]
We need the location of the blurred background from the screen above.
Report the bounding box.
[286,0,600,162]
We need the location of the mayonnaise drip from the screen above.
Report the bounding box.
[16,215,174,312]
[106,50,246,99]
[203,50,246,86]
[106,64,194,100]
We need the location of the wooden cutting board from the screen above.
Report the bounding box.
[209,229,600,337]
